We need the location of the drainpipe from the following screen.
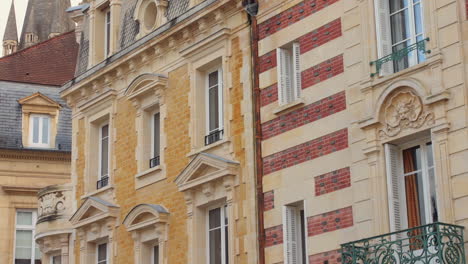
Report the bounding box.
[242,1,264,264]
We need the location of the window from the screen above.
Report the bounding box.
[207,206,229,264]
[51,255,61,264]
[29,114,50,148]
[97,124,110,189]
[385,140,438,235]
[97,243,107,264]
[152,245,159,264]
[283,202,307,264]
[105,10,111,57]
[205,69,223,145]
[150,112,160,168]
[14,210,41,264]
[375,0,425,74]
[277,42,301,106]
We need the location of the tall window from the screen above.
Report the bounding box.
[14,210,41,264]
[205,69,223,145]
[283,202,307,264]
[29,114,50,148]
[150,112,160,168]
[385,140,438,235]
[51,255,61,264]
[105,10,111,57]
[375,0,425,74]
[98,124,109,189]
[277,42,301,106]
[207,206,228,264]
[97,243,107,264]
[152,245,159,264]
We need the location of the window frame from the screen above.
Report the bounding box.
[104,9,111,57]
[276,42,301,106]
[96,242,108,264]
[204,67,224,138]
[51,254,61,264]
[206,205,229,264]
[151,244,159,264]
[283,202,308,264]
[151,111,161,164]
[14,209,41,264]
[98,123,110,181]
[28,113,51,148]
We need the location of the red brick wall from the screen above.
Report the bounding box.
[307,207,353,237]
[263,128,348,175]
[258,0,341,40]
[259,50,277,74]
[315,167,351,196]
[260,84,278,107]
[309,249,342,264]
[301,54,344,89]
[264,190,275,211]
[261,91,346,140]
[265,225,283,247]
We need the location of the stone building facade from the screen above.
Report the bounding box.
[42,0,259,264]
[253,0,468,263]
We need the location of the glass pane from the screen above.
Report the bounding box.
[414,3,423,35]
[101,137,109,177]
[52,256,61,264]
[225,225,229,264]
[15,230,33,262]
[209,71,218,87]
[416,35,426,63]
[428,167,438,222]
[17,211,33,225]
[209,86,219,132]
[390,9,410,44]
[101,125,109,138]
[390,0,408,13]
[153,113,160,157]
[392,41,410,72]
[426,142,434,167]
[33,117,40,143]
[209,208,221,229]
[403,146,421,173]
[209,229,222,264]
[98,243,107,262]
[35,244,41,259]
[41,117,49,144]
[153,246,159,264]
[404,172,426,227]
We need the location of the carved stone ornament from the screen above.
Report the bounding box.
[38,191,66,218]
[379,91,434,138]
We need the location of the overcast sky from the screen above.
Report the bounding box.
[0,0,80,54]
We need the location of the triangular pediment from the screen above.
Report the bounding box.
[125,73,168,101]
[70,196,119,228]
[175,153,239,192]
[18,92,61,108]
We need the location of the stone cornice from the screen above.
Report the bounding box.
[0,148,71,162]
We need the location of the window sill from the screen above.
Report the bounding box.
[135,166,165,189]
[187,138,230,158]
[81,185,114,200]
[273,98,305,115]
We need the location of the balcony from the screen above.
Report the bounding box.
[341,222,466,264]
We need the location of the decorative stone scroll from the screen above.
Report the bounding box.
[379,91,434,138]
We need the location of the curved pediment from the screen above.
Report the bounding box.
[123,204,169,232]
[70,196,119,228]
[175,152,239,192]
[125,73,168,101]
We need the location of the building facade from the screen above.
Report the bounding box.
[41,0,259,264]
[253,0,468,263]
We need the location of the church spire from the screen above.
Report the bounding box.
[2,0,18,56]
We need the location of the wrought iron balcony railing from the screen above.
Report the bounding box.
[96,176,109,189]
[370,38,431,77]
[149,155,160,168]
[341,222,465,264]
[205,129,224,146]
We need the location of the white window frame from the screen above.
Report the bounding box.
[277,42,301,106]
[104,10,111,57]
[283,202,308,264]
[385,138,437,235]
[151,111,160,160]
[205,67,224,137]
[151,244,159,264]
[13,209,40,264]
[96,242,108,264]
[206,205,229,264]
[98,123,110,180]
[29,114,51,148]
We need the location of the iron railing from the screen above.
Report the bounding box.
[149,156,160,168]
[205,129,224,146]
[370,38,431,77]
[96,176,109,189]
[341,222,465,264]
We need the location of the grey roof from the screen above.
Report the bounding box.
[0,81,71,151]
[87,196,119,208]
[199,152,240,164]
[3,0,18,42]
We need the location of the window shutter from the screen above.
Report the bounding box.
[384,144,403,240]
[277,48,293,105]
[284,206,299,264]
[292,43,302,100]
[374,0,393,75]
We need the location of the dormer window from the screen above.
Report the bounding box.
[29,114,51,148]
[134,0,168,38]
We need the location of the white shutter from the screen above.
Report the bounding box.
[374,0,394,75]
[384,144,404,240]
[277,48,293,105]
[284,206,299,264]
[292,43,302,100]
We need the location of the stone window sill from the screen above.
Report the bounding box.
[273,98,305,115]
[187,138,230,158]
[81,185,114,200]
[135,166,165,189]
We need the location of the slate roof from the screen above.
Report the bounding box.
[0,81,71,151]
[0,31,79,86]
[75,0,190,76]
[3,0,18,42]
